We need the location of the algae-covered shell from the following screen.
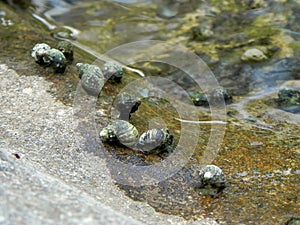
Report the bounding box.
[241,48,268,62]
[114,92,141,120]
[56,41,73,61]
[103,61,123,83]
[99,120,139,147]
[199,165,226,188]
[137,128,173,154]
[43,49,67,73]
[31,43,51,65]
[76,63,104,96]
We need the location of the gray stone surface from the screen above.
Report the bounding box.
[0,64,218,225]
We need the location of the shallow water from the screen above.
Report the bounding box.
[1,0,300,224]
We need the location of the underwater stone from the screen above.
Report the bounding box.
[103,61,123,83]
[56,41,73,62]
[114,92,141,120]
[100,120,139,147]
[76,63,104,96]
[241,48,268,62]
[136,128,173,154]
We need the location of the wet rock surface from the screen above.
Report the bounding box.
[1,1,300,224]
[0,64,218,225]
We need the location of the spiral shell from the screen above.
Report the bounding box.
[137,128,173,154]
[31,43,51,65]
[76,63,104,96]
[241,48,267,62]
[103,61,123,83]
[43,49,67,73]
[31,43,67,73]
[56,41,73,62]
[114,92,141,120]
[199,165,226,188]
[100,120,139,147]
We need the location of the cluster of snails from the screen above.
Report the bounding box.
[31,41,73,73]
[74,60,174,154]
[31,41,174,154]
[76,61,124,96]
[100,120,174,154]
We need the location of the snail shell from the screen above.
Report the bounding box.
[241,48,267,62]
[56,41,73,62]
[100,120,139,147]
[114,92,141,120]
[43,49,67,73]
[31,43,51,65]
[137,128,173,154]
[199,165,226,188]
[103,61,123,83]
[76,63,104,96]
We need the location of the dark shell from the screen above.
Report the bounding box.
[103,61,123,83]
[99,120,139,147]
[114,92,141,120]
[137,128,173,154]
[56,41,74,62]
[76,63,104,96]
